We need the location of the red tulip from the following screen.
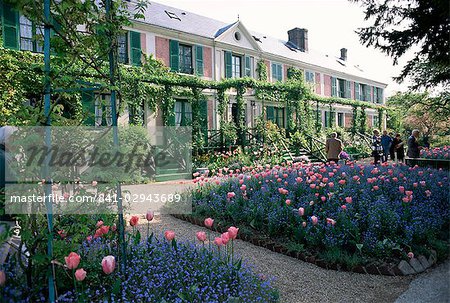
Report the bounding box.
[146,210,154,222]
[129,216,139,227]
[164,230,175,241]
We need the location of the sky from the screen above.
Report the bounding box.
[148,0,413,96]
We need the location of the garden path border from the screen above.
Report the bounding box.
[171,214,437,276]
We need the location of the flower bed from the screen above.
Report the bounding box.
[420,146,450,160]
[1,219,278,302]
[191,162,449,269]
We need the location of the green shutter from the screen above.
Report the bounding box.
[81,91,95,125]
[378,88,383,103]
[345,80,351,98]
[278,65,283,82]
[195,45,203,76]
[2,4,19,49]
[169,39,179,72]
[266,106,274,122]
[244,55,251,77]
[373,86,378,103]
[130,31,141,66]
[224,51,232,78]
[355,82,360,100]
[331,77,337,97]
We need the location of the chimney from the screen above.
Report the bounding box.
[288,28,308,52]
[340,48,347,61]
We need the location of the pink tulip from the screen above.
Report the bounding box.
[407,252,414,259]
[328,182,334,188]
[96,220,104,227]
[321,196,326,202]
[146,210,154,221]
[413,182,418,188]
[311,216,318,225]
[240,185,247,191]
[285,199,291,206]
[204,218,214,228]
[425,190,431,197]
[86,235,93,242]
[345,197,352,203]
[164,230,175,241]
[65,252,81,269]
[227,226,239,239]
[57,230,66,239]
[298,207,305,216]
[101,255,115,275]
[341,205,347,210]
[0,270,5,286]
[373,185,379,191]
[196,231,207,242]
[221,232,230,245]
[214,237,223,247]
[227,192,236,199]
[405,190,413,196]
[129,216,139,227]
[399,186,405,193]
[75,268,87,282]
[338,180,346,185]
[302,222,307,227]
[402,197,410,203]
[326,218,336,226]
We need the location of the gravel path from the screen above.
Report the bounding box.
[395,260,449,303]
[132,214,413,303]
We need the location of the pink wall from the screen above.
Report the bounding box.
[155,36,170,67]
[315,72,321,94]
[203,47,212,78]
[323,74,331,96]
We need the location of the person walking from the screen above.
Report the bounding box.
[393,133,405,162]
[407,129,421,158]
[381,130,392,162]
[371,129,383,165]
[325,132,343,163]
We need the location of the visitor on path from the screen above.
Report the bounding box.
[393,133,405,163]
[389,132,396,161]
[407,129,421,158]
[325,132,343,163]
[380,130,392,162]
[371,129,383,165]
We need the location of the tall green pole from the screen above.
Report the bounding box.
[105,0,126,272]
[43,0,55,301]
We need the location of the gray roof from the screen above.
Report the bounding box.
[132,1,386,85]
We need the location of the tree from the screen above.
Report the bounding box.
[387,92,450,142]
[351,0,449,91]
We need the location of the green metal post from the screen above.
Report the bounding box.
[315,101,319,132]
[43,0,55,301]
[106,0,126,272]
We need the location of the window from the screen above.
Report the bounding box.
[232,54,242,78]
[170,40,203,75]
[337,112,344,127]
[128,102,145,126]
[244,55,253,77]
[271,63,283,82]
[94,95,113,127]
[179,44,193,74]
[374,87,383,103]
[338,79,346,98]
[165,10,181,21]
[266,106,285,128]
[174,100,192,126]
[305,71,315,83]
[19,15,33,51]
[118,33,128,64]
[373,115,379,128]
[358,83,371,102]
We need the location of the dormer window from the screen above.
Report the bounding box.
[165,10,181,21]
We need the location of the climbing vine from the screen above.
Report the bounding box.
[359,106,368,134]
[256,59,268,81]
[235,84,246,144]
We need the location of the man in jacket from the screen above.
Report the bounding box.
[325,132,343,163]
[407,129,421,158]
[380,130,392,162]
